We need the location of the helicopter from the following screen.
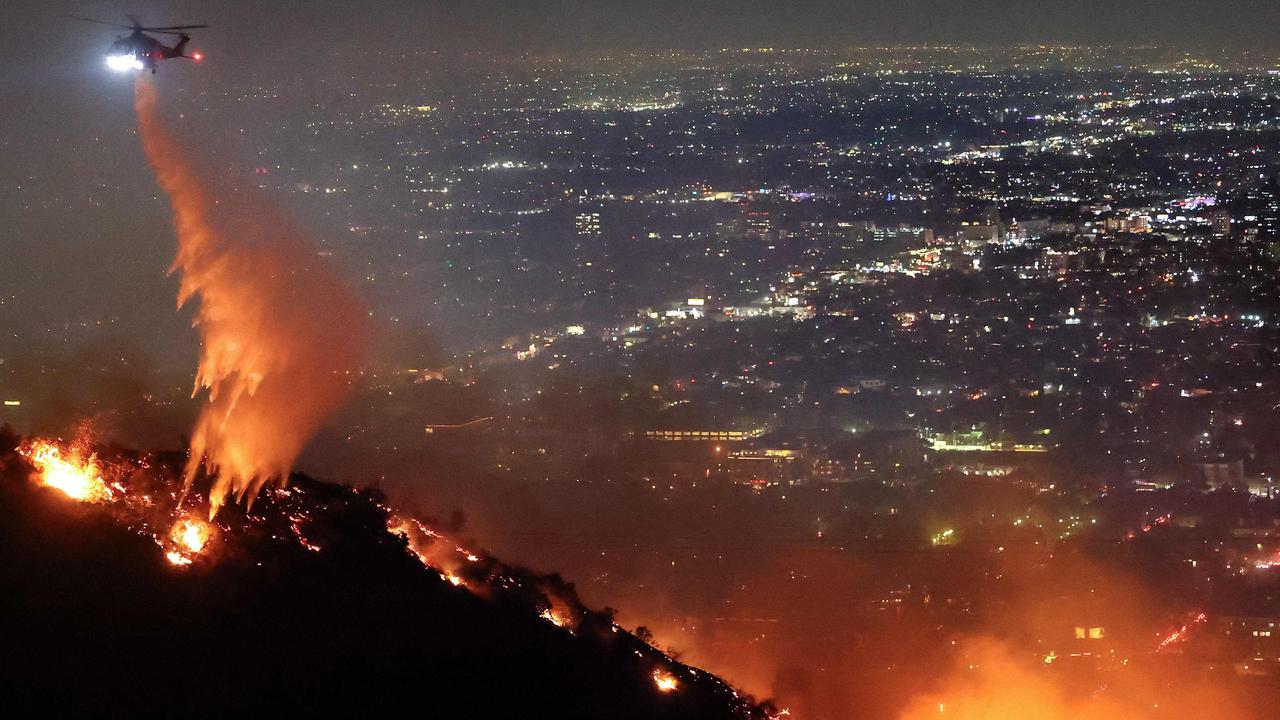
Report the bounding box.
[75,16,208,74]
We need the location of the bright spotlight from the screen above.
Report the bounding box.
[106,54,144,72]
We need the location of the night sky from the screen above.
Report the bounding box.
[8,1,1280,69]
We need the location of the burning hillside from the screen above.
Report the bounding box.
[0,429,777,717]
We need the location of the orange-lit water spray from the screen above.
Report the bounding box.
[134,78,364,518]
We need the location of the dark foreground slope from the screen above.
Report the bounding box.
[0,436,769,718]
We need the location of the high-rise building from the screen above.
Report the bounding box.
[1259,179,1280,240]
[1209,209,1232,238]
[575,212,602,237]
[744,210,774,240]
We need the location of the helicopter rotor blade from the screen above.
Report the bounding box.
[70,16,134,30]
[72,15,208,34]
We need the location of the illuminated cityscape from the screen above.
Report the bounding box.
[6,4,1280,716]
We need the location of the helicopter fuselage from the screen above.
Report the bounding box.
[107,31,190,73]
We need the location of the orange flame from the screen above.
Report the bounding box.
[173,517,211,552]
[133,77,365,518]
[19,439,114,503]
[653,669,679,693]
[163,517,213,566]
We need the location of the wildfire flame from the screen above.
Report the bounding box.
[164,517,213,567]
[14,436,753,712]
[388,515,479,591]
[133,77,365,519]
[19,439,114,503]
[19,437,216,568]
[653,669,679,693]
[165,551,193,567]
[173,519,211,553]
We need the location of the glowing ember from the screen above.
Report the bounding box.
[165,550,193,567]
[19,440,114,503]
[289,513,322,552]
[163,517,213,567]
[172,518,211,554]
[390,516,439,566]
[653,669,679,693]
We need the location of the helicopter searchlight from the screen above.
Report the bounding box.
[76,15,208,74]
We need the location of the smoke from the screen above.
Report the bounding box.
[896,633,1251,720]
[352,455,1264,720]
[134,78,365,518]
[897,637,1130,720]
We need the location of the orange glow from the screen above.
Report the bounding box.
[172,518,211,553]
[165,550,193,566]
[653,669,679,693]
[19,439,114,503]
[899,638,1131,720]
[164,516,213,567]
[388,514,442,567]
[538,603,580,632]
